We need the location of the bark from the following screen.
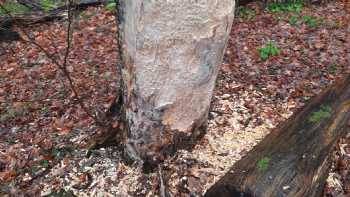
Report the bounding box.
[237,0,329,6]
[205,76,350,197]
[118,0,235,168]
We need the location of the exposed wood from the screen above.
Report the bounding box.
[118,0,235,169]
[205,76,350,197]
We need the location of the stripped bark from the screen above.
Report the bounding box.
[118,0,235,168]
[205,76,350,197]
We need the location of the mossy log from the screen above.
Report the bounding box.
[0,0,109,27]
[205,76,350,197]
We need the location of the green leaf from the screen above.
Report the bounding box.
[105,2,116,12]
[309,105,332,123]
[289,15,298,25]
[257,157,270,171]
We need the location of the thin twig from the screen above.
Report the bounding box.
[114,0,125,93]
[158,165,170,197]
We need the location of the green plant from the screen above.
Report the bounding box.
[238,7,256,21]
[41,160,50,168]
[288,15,298,25]
[259,41,280,60]
[302,16,314,27]
[331,20,343,29]
[309,105,332,123]
[0,106,29,124]
[302,15,324,28]
[268,0,304,13]
[0,1,30,15]
[30,165,40,173]
[257,157,270,171]
[105,2,116,12]
[39,0,60,12]
[6,137,16,145]
[328,64,338,75]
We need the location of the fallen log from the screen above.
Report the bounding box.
[17,0,43,11]
[0,0,109,27]
[237,0,329,6]
[0,0,110,42]
[205,76,350,197]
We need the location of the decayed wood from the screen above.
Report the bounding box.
[205,76,350,197]
[118,0,235,169]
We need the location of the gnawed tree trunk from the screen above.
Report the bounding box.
[205,76,350,197]
[118,0,235,168]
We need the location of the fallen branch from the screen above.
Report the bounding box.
[0,0,110,28]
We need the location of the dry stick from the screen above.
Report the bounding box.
[158,165,170,197]
[113,0,123,75]
[0,2,104,127]
[113,0,125,98]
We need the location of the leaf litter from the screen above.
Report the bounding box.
[0,1,349,196]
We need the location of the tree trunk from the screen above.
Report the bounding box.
[205,76,350,197]
[118,0,235,168]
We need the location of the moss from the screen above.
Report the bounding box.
[309,105,332,123]
[0,1,30,15]
[257,157,270,171]
[39,0,62,12]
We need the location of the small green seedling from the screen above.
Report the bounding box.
[302,16,324,28]
[6,137,16,145]
[328,64,338,75]
[105,2,116,12]
[268,0,304,13]
[259,41,280,60]
[309,105,332,123]
[238,7,256,21]
[289,15,298,25]
[302,16,317,28]
[257,157,270,171]
[41,160,50,168]
[331,20,343,29]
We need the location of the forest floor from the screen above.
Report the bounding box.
[0,1,350,196]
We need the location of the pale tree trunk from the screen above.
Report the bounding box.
[117,0,235,168]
